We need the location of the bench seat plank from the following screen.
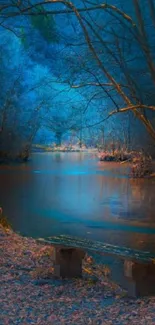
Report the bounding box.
[37,234,155,263]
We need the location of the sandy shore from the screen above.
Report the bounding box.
[1,225,155,325]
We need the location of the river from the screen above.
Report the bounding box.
[1,152,155,252]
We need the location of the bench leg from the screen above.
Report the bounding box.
[51,247,85,278]
[123,260,155,297]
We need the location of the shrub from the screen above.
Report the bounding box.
[131,153,152,178]
[0,211,12,229]
[99,150,132,162]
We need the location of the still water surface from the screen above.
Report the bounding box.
[1,152,155,252]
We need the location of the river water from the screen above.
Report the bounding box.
[1,152,155,252]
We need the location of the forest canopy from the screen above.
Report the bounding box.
[0,1,155,158]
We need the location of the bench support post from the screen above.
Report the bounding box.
[123,260,155,297]
[51,247,85,278]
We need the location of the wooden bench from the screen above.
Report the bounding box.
[37,235,155,297]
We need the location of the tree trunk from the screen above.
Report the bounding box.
[56,132,62,147]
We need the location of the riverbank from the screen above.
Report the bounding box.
[1,225,155,324]
[32,144,98,153]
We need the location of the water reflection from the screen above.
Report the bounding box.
[0,152,155,251]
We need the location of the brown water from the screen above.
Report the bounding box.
[1,152,155,252]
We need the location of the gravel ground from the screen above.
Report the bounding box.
[1,225,155,325]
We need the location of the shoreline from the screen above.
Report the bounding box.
[32,148,98,153]
[1,225,155,324]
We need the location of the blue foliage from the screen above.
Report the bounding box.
[0,0,155,158]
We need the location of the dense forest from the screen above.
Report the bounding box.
[0,0,155,159]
